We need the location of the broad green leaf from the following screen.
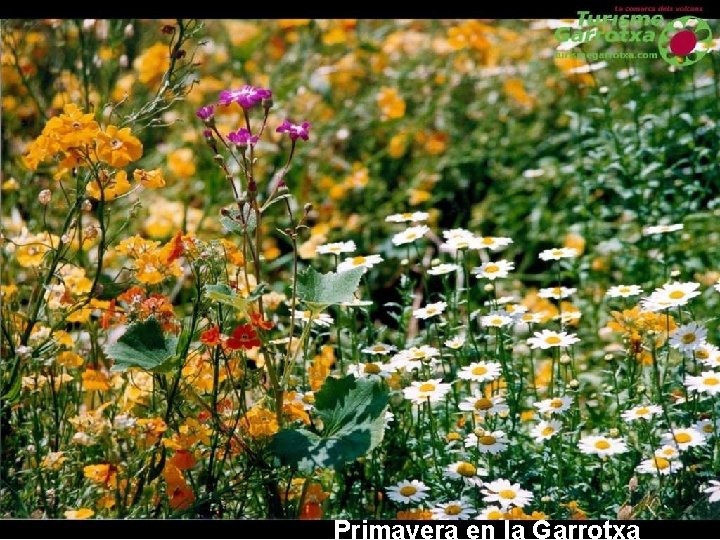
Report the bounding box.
[269,375,388,472]
[219,203,256,235]
[105,318,178,372]
[296,267,364,310]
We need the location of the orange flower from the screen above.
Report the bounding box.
[84,463,118,488]
[309,345,335,392]
[396,508,433,520]
[134,42,170,86]
[86,170,132,201]
[200,325,221,346]
[81,368,110,392]
[169,449,196,471]
[134,168,166,189]
[64,508,94,520]
[96,125,143,168]
[377,87,406,120]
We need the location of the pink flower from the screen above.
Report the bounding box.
[228,128,259,146]
[276,120,311,142]
[195,105,215,121]
[218,85,272,109]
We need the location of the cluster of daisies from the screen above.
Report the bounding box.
[310,218,720,517]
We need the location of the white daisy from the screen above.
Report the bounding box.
[685,371,720,396]
[693,418,720,437]
[670,323,708,354]
[479,313,514,328]
[337,254,384,273]
[606,284,643,298]
[482,479,534,509]
[535,396,573,415]
[531,419,562,442]
[403,379,452,405]
[642,223,683,236]
[346,361,395,380]
[293,310,333,327]
[428,263,459,276]
[316,240,356,255]
[704,480,720,503]
[464,429,509,454]
[470,236,514,251]
[578,435,629,457]
[392,225,430,246]
[391,345,441,371]
[661,427,706,451]
[715,279,720,293]
[621,404,662,422]
[527,330,580,350]
[413,301,447,320]
[361,343,397,356]
[445,461,487,487]
[539,247,578,261]
[458,361,502,383]
[640,281,702,311]
[385,480,430,504]
[340,298,373,308]
[386,212,429,223]
[440,229,476,251]
[696,343,720,367]
[444,335,465,350]
[431,500,475,521]
[504,303,528,316]
[475,506,505,520]
[538,286,576,300]
[636,456,683,475]
[655,444,680,463]
[472,260,515,280]
[517,312,546,325]
[459,395,509,418]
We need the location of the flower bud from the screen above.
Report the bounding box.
[262,97,274,111]
[124,24,134,38]
[609,428,619,437]
[82,199,93,212]
[213,154,225,165]
[628,476,639,492]
[483,284,494,292]
[560,354,571,365]
[38,189,52,205]
[569,379,580,389]
[248,180,257,192]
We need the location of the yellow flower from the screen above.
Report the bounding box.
[409,189,431,206]
[224,21,260,47]
[84,463,118,487]
[503,79,535,109]
[343,163,369,189]
[134,168,166,189]
[134,42,170,86]
[377,87,406,121]
[82,368,110,392]
[167,148,196,178]
[57,351,84,368]
[388,132,409,158]
[96,126,143,168]
[564,232,586,255]
[41,451,67,470]
[86,170,132,201]
[64,508,94,520]
[309,345,335,392]
[241,406,279,439]
[14,231,59,268]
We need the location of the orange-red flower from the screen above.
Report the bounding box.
[200,325,221,346]
[226,324,261,350]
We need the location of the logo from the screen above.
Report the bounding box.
[554,12,713,66]
[658,16,713,66]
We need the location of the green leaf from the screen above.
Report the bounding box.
[105,318,178,372]
[269,375,388,472]
[296,267,364,310]
[219,203,256,235]
[204,283,266,313]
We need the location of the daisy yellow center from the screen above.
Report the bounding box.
[636,407,650,415]
[490,317,503,325]
[418,383,436,392]
[549,399,564,409]
[654,457,671,470]
[619,287,631,294]
[669,290,685,299]
[487,510,504,519]
[456,462,477,477]
[471,366,488,376]
[702,424,713,433]
[485,264,500,273]
[479,435,497,445]
[594,440,611,450]
[697,350,709,359]
[522,314,534,321]
[541,426,555,436]
[412,351,427,359]
[399,485,417,497]
[364,363,381,374]
[674,433,691,444]
[661,448,675,456]
[352,256,367,265]
[552,249,563,256]
[482,237,494,245]
[545,336,562,345]
[681,333,697,344]
[475,398,493,411]
[405,233,418,240]
[553,287,562,294]
[373,345,386,352]
[426,307,438,314]
[444,504,463,516]
[704,377,720,386]
[499,489,517,500]
[447,432,462,441]
[402,213,413,219]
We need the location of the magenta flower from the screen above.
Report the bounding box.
[218,85,272,109]
[228,128,259,146]
[276,120,311,142]
[196,105,215,121]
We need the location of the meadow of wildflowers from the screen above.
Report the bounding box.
[1,18,720,521]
